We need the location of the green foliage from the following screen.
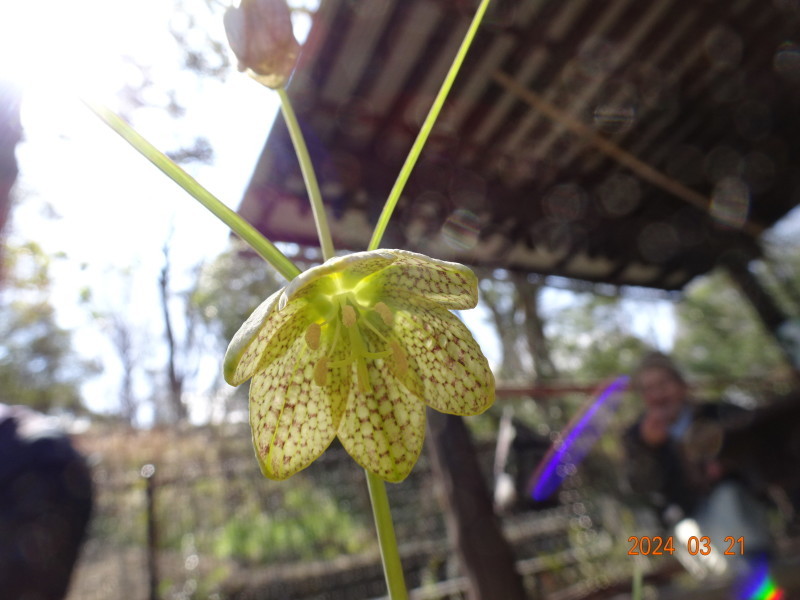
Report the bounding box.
[760,237,800,321]
[672,271,785,380]
[188,243,284,410]
[191,242,283,346]
[213,478,370,563]
[0,241,96,412]
[547,293,651,381]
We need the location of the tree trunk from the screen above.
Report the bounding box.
[111,316,138,426]
[482,293,524,379]
[426,410,528,600]
[722,250,800,378]
[159,253,188,423]
[0,81,22,272]
[512,273,558,381]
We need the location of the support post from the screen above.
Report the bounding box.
[722,250,800,379]
[141,464,159,600]
[426,410,528,600]
[0,80,22,266]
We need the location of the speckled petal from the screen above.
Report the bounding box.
[281,251,398,305]
[363,250,478,310]
[250,328,349,480]
[391,301,494,416]
[224,289,285,386]
[337,359,426,482]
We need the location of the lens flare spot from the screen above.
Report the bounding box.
[543,183,587,222]
[711,177,750,228]
[441,209,481,251]
[704,25,743,70]
[735,561,785,600]
[774,41,800,82]
[529,376,628,501]
[597,174,641,217]
[593,80,638,134]
[637,222,680,263]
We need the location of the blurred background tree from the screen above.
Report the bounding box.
[0,241,99,413]
[190,242,283,417]
[673,271,786,382]
[547,293,653,382]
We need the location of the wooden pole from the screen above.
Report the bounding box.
[0,80,22,272]
[492,70,764,238]
[722,251,800,379]
[141,464,159,600]
[426,410,529,600]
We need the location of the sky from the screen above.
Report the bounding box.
[0,0,682,422]
[0,0,293,419]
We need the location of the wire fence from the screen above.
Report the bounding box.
[66,424,657,600]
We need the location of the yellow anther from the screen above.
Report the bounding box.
[305,322,321,350]
[314,356,328,386]
[390,340,408,377]
[342,304,357,328]
[373,301,393,326]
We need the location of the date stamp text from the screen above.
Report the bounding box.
[627,535,746,556]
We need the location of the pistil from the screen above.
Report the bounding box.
[303,294,405,392]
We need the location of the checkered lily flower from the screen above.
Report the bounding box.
[224,250,495,482]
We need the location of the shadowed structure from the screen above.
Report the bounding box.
[240,0,800,293]
[235,1,800,597]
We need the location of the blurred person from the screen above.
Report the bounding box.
[624,352,772,575]
[0,403,93,600]
[2,81,92,600]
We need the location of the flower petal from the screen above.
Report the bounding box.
[224,289,284,386]
[225,286,335,388]
[391,301,494,416]
[337,360,426,482]
[363,250,478,310]
[250,327,350,480]
[281,251,398,306]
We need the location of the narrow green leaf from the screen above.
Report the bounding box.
[84,100,301,282]
[367,0,493,251]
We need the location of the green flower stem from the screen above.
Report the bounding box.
[84,101,301,281]
[367,0,493,251]
[277,88,335,261]
[366,471,408,600]
[276,87,405,594]
[632,559,643,600]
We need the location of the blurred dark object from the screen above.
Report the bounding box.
[720,392,800,513]
[0,404,93,600]
[626,386,800,533]
[427,409,528,600]
[493,411,559,513]
[241,0,800,293]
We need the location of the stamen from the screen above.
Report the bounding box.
[314,356,328,386]
[362,316,388,342]
[390,340,408,377]
[373,301,393,326]
[305,322,321,350]
[356,359,372,393]
[342,304,357,328]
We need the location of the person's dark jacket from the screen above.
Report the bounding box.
[623,401,749,525]
[0,404,93,600]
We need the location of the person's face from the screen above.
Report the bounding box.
[637,367,687,423]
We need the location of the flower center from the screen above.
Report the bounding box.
[304,295,407,392]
